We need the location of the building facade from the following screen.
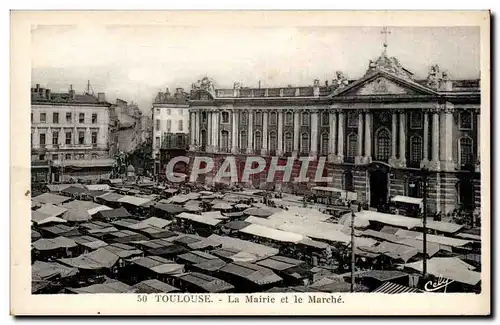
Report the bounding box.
[186,54,480,214]
[152,88,190,176]
[31,84,114,183]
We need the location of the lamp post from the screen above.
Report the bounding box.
[421,167,429,276]
[350,207,356,293]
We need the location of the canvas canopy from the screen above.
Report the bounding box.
[176,212,221,226]
[239,223,305,244]
[392,195,423,207]
[403,257,480,286]
[32,236,77,251]
[31,210,67,225]
[36,204,68,219]
[32,193,72,205]
[208,234,279,261]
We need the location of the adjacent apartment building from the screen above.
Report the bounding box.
[31,84,114,183]
[152,87,190,176]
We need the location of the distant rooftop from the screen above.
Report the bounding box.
[31,84,111,106]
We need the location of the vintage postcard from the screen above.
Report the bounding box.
[10,10,490,315]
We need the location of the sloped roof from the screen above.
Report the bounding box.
[32,193,72,205]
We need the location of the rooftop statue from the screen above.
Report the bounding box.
[331,71,349,91]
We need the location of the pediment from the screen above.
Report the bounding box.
[333,71,437,97]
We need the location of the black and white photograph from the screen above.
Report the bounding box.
[11,10,490,315]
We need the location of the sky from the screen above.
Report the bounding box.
[31,25,480,112]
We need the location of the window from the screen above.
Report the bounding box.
[155,119,160,131]
[254,131,262,151]
[322,112,329,126]
[40,113,46,123]
[284,132,293,153]
[270,112,277,125]
[255,112,262,126]
[240,131,247,151]
[460,137,473,165]
[52,154,58,161]
[155,108,160,114]
[179,120,183,131]
[39,154,45,161]
[66,112,72,123]
[91,153,98,159]
[78,131,85,145]
[269,132,277,151]
[39,133,46,145]
[31,133,33,146]
[221,131,229,151]
[410,135,423,162]
[65,132,72,145]
[459,111,473,130]
[92,113,97,124]
[53,112,59,124]
[78,153,85,160]
[91,132,97,145]
[52,131,59,145]
[167,109,171,115]
[79,113,85,123]
[347,111,358,128]
[221,112,229,124]
[202,112,207,123]
[241,112,247,125]
[347,133,357,158]
[321,133,329,155]
[301,112,310,126]
[176,135,184,148]
[375,128,391,161]
[285,112,293,126]
[167,120,172,131]
[410,111,423,129]
[31,113,33,123]
[155,137,160,148]
[300,133,310,153]
[65,153,71,160]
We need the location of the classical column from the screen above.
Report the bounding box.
[364,111,372,162]
[293,111,300,155]
[421,109,430,167]
[430,108,440,170]
[355,110,364,164]
[195,112,200,147]
[336,110,345,160]
[391,112,397,159]
[189,112,196,149]
[310,111,318,156]
[247,111,253,154]
[262,112,268,155]
[207,112,213,147]
[399,111,406,165]
[329,111,337,158]
[440,104,455,170]
[277,111,283,155]
[212,111,219,152]
[476,110,480,172]
[231,111,238,154]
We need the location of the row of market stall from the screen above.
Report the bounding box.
[31,181,482,294]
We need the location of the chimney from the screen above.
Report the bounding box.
[97,92,106,102]
[325,80,329,87]
[258,80,261,89]
[69,85,75,100]
[165,87,170,96]
[36,84,40,91]
[176,88,184,94]
[45,89,51,100]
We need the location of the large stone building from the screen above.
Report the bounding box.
[31,84,114,182]
[152,88,190,176]
[186,51,480,214]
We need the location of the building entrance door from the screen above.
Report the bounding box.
[369,169,389,209]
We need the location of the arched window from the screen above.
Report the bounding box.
[270,112,277,125]
[300,133,309,153]
[347,133,357,158]
[321,132,329,155]
[285,112,293,126]
[221,130,229,151]
[343,171,354,191]
[321,112,329,126]
[375,128,391,161]
[241,111,248,125]
[269,131,277,151]
[410,135,423,163]
[460,137,473,165]
[284,132,293,153]
[240,131,247,151]
[221,112,229,124]
[201,112,207,123]
[255,112,262,126]
[301,112,310,126]
[459,111,473,130]
[254,131,262,151]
